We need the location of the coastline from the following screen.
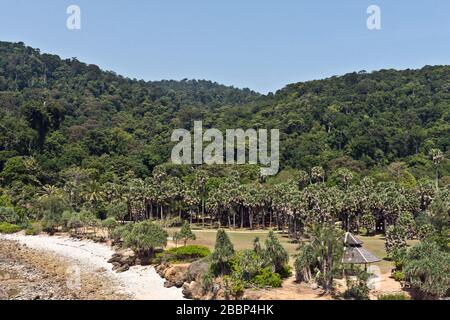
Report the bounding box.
[0,233,185,300]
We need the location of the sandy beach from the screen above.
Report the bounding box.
[0,233,185,300]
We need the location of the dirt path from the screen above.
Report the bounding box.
[245,276,332,300]
[0,233,185,300]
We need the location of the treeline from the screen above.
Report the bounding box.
[1,161,447,239]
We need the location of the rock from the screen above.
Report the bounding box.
[0,288,8,300]
[115,264,130,273]
[95,267,107,273]
[186,260,209,282]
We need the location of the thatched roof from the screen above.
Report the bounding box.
[343,232,364,246]
[342,246,381,264]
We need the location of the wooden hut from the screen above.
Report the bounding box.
[342,232,381,271]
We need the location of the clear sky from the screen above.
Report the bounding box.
[1,0,450,93]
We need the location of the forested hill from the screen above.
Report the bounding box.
[0,41,449,187]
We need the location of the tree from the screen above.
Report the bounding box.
[176,221,196,246]
[385,225,408,258]
[404,242,450,298]
[122,221,168,258]
[295,223,344,293]
[264,231,289,274]
[211,229,235,276]
[429,149,444,189]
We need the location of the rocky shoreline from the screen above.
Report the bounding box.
[0,240,128,300]
[0,234,185,300]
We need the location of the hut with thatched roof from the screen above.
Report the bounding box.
[342,232,381,271]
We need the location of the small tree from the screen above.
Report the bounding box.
[122,221,168,258]
[264,231,289,274]
[102,217,118,236]
[404,242,450,298]
[177,221,196,246]
[385,225,407,258]
[211,229,235,276]
[295,223,344,293]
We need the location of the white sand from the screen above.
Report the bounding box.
[0,233,185,300]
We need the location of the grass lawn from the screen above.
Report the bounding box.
[166,226,419,274]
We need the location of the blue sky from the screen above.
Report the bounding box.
[1,0,450,93]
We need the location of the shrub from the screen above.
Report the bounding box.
[122,221,168,257]
[0,222,22,234]
[200,272,214,294]
[42,211,63,234]
[393,271,405,282]
[278,265,293,279]
[264,231,289,273]
[101,217,118,233]
[253,268,283,288]
[231,249,268,282]
[378,293,410,300]
[106,202,128,221]
[404,241,450,298]
[174,221,196,246]
[211,229,235,276]
[25,223,42,236]
[223,275,245,299]
[0,207,20,224]
[344,271,370,300]
[157,245,211,263]
[385,225,407,257]
[110,223,133,244]
[343,284,370,300]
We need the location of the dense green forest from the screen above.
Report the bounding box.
[0,41,448,234]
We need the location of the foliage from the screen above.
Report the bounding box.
[211,229,235,276]
[174,221,196,246]
[295,223,344,292]
[377,293,411,300]
[0,207,20,224]
[393,271,405,282]
[403,241,450,298]
[157,245,210,263]
[252,267,283,288]
[385,225,408,257]
[0,222,22,234]
[25,222,42,235]
[264,231,289,274]
[121,221,168,257]
[343,271,370,300]
[223,275,245,299]
[101,217,118,233]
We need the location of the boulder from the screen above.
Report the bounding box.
[115,264,130,273]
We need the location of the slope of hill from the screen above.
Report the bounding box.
[0,41,448,186]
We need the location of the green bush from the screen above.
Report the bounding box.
[393,271,405,282]
[122,221,168,257]
[157,245,211,263]
[110,223,133,243]
[0,222,22,234]
[378,293,411,300]
[223,275,245,299]
[101,217,118,232]
[278,265,293,279]
[0,207,20,224]
[253,268,283,288]
[231,249,269,282]
[343,284,370,300]
[25,223,42,235]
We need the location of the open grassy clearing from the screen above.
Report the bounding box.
[166,227,421,274]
